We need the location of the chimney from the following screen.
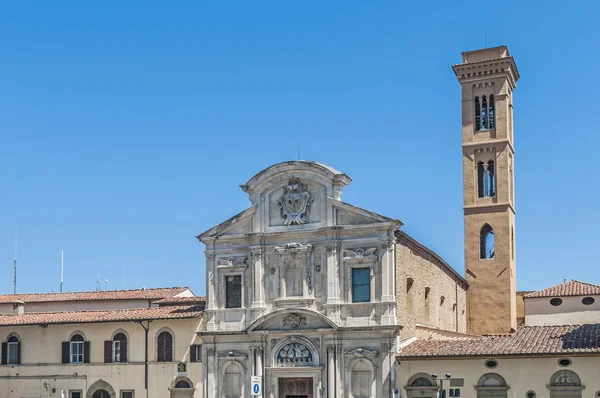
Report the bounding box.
[12,300,25,316]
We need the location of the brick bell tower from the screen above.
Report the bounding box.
[453,46,520,334]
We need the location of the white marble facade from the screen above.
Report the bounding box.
[198,161,402,398]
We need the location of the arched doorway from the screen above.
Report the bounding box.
[405,373,438,398]
[169,377,195,398]
[548,370,583,398]
[86,380,116,398]
[475,373,509,398]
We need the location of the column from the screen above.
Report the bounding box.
[207,348,215,398]
[251,248,265,307]
[326,245,340,304]
[327,345,336,398]
[206,252,216,310]
[279,254,286,298]
[335,345,342,398]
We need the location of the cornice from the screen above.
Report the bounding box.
[453,57,520,90]
[462,138,515,154]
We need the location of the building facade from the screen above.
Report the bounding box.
[197,161,467,398]
[0,288,204,398]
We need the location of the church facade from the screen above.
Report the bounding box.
[197,161,468,398]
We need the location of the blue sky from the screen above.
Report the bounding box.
[1,1,599,295]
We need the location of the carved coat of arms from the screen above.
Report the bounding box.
[277,178,314,226]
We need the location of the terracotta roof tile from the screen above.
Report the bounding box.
[0,287,189,304]
[0,305,203,327]
[525,280,600,298]
[153,296,207,306]
[398,324,600,358]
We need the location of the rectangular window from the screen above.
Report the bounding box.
[121,392,134,398]
[225,275,242,308]
[70,391,82,398]
[352,268,371,303]
[113,341,121,362]
[7,342,18,365]
[70,341,84,364]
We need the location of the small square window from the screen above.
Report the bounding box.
[121,391,134,398]
[70,391,83,398]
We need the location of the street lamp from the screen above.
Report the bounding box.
[432,373,451,398]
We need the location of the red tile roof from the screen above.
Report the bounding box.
[0,305,203,327]
[154,296,207,306]
[525,280,600,298]
[398,324,600,359]
[0,287,190,304]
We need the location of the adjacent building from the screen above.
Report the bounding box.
[0,288,205,398]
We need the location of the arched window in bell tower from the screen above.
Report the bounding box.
[489,95,495,129]
[475,96,481,131]
[477,160,496,198]
[481,96,488,130]
[480,224,495,259]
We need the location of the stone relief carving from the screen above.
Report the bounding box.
[343,248,377,261]
[206,348,215,356]
[277,342,314,367]
[277,177,314,225]
[274,242,312,252]
[217,350,248,359]
[345,348,379,358]
[315,264,321,273]
[282,313,307,328]
[307,265,313,294]
[217,256,247,267]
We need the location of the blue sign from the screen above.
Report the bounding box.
[254,384,259,393]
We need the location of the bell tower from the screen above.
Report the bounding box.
[453,46,520,334]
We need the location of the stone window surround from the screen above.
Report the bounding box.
[220,270,246,309]
[343,252,377,304]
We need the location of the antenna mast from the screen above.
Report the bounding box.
[60,250,64,293]
[13,230,17,295]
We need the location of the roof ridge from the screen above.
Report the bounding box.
[0,286,189,297]
[1,304,200,317]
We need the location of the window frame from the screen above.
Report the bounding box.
[156,330,174,362]
[70,334,85,364]
[6,335,19,365]
[120,390,134,398]
[223,273,244,309]
[113,340,121,363]
[70,390,83,398]
[351,267,372,303]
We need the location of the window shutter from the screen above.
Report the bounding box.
[157,339,164,362]
[83,341,90,364]
[1,342,7,365]
[190,345,197,362]
[104,341,112,363]
[166,339,173,362]
[121,340,128,363]
[16,342,20,365]
[61,342,70,364]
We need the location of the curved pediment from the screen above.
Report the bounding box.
[246,309,338,332]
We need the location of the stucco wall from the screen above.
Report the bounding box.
[395,234,468,339]
[525,295,600,326]
[0,317,202,398]
[397,356,600,398]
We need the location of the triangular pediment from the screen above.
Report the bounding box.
[197,205,256,238]
[329,198,401,226]
[247,309,337,332]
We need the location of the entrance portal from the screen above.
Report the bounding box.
[279,378,313,398]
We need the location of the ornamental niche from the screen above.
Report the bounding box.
[277,342,314,367]
[277,177,314,226]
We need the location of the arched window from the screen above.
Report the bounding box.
[175,380,191,388]
[70,334,85,364]
[478,161,495,198]
[476,373,508,398]
[2,335,20,365]
[486,161,495,197]
[113,332,127,363]
[475,96,481,131]
[481,96,488,130]
[223,363,242,398]
[157,331,173,362]
[412,377,434,387]
[351,361,373,398]
[489,95,495,129]
[92,390,111,398]
[480,224,495,259]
